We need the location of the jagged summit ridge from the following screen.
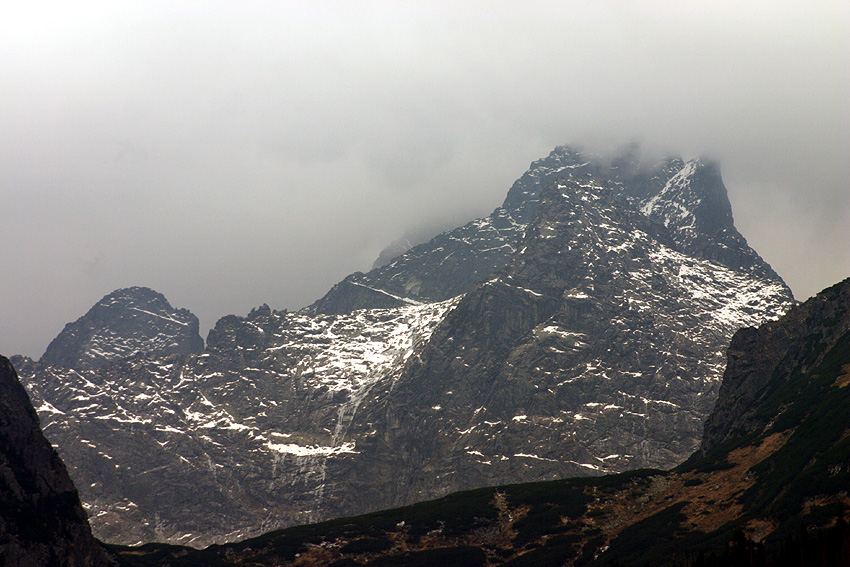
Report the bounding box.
[309,145,603,315]
[640,158,728,226]
[329,168,793,511]
[500,144,594,222]
[366,146,595,274]
[639,158,781,282]
[40,286,204,369]
[16,297,459,547]
[18,144,795,546]
[312,145,790,316]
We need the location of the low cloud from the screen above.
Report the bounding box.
[1,1,847,357]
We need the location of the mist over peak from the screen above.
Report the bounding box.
[1,2,846,358]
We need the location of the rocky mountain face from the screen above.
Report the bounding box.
[0,356,109,567]
[331,162,792,512]
[40,286,203,369]
[17,145,795,547]
[114,277,850,567]
[311,147,782,317]
[14,297,458,547]
[700,277,850,453]
[307,147,582,315]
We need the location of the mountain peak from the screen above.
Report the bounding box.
[310,143,791,316]
[501,144,594,219]
[21,144,796,546]
[640,157,731,230]
[638,157,787,285]
[40,286,204,369]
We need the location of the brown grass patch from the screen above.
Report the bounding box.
[743,518,778,542]
[583,431,791,548]
[677,432,790,532]
[834,364,850,388]
[802,494,850,516]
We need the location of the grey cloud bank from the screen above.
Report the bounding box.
[1,1,848,358]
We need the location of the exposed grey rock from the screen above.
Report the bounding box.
[0,356,109,567]
[116,277,850,567]
[40,286,203,369]
[17,299,457,547]
[330,168,794,511]
[638,158,782,281]
[309,146,592,315]
[700,276,850,453]
[19,145,794,547]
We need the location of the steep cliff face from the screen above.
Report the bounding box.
[16,299,458,547]
[700,276,850,454]
[0,356,109,567]
[333,166,793,512]
[118,278,850,567]
[40,287,203,369]
[19,146,794,546]
[309,146,591,315]
[639,158,781,281]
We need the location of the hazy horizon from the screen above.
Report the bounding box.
[2,1,848,358]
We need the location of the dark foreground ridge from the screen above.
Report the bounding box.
[113,278,850,566]
[0,356,110,567]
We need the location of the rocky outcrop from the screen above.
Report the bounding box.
[19,145,795,546]
[117,278,850,567]
[15,299,458,547]
[308,146,591,315]
[639,158,783,281]
[0,356,109,567]
[700,276,850,453]
[333,167,793,512]
[40,286,203,369]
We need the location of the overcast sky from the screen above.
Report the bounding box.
[2,1,848,358]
